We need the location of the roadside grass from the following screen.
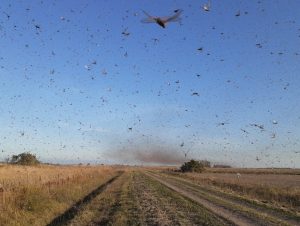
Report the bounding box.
[65,170,140,225]
[162,170,300,211]
[108,172,144,226]
[170,172,300,222]
[152,172,294,226]
[0,164,118,226]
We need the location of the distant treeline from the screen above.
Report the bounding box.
[213,164,232,168]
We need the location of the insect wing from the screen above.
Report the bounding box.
[141,17,156,23]
[164,9,183,23]
[141,10,156,23]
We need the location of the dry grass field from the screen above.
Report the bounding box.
[0,165,299,226]
[0,164,119,226]
[206,167,300,175]
[186,172,300,188]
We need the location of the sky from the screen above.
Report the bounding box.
[0,0,299,167]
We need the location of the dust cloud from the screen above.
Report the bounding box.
[106,145,186,165]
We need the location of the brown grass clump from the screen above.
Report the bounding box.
[0,164,118,226]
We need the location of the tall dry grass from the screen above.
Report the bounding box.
[0,164,118,226]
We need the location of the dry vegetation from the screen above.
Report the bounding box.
[162,167,300,213]
[0,164,119,226]
[148,171,300,226]
[206,167,300,175]
[0,165,299,226]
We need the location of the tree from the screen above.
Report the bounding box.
[180,159,205,173]
[9,152,40,165]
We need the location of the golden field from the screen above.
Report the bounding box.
[0,164,119,226]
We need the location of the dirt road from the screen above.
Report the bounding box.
[48,170,299,226]
[145,171,300,226]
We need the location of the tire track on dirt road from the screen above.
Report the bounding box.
[47,171,123,226]
[131,172,232,226]
[145,172,298,226]
[67,171,233,226]
[158,172,300,226]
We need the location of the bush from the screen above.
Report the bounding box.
[180,159,205,173]
[10,152,40,165]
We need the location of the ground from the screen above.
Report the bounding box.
[0,165,299,226]
[54,169,300,226]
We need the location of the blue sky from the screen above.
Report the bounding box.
[0,0,299,167]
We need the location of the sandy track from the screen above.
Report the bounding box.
[145,172,299,226]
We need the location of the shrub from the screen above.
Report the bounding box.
[180,159,205,173]
[9,152,40,165]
